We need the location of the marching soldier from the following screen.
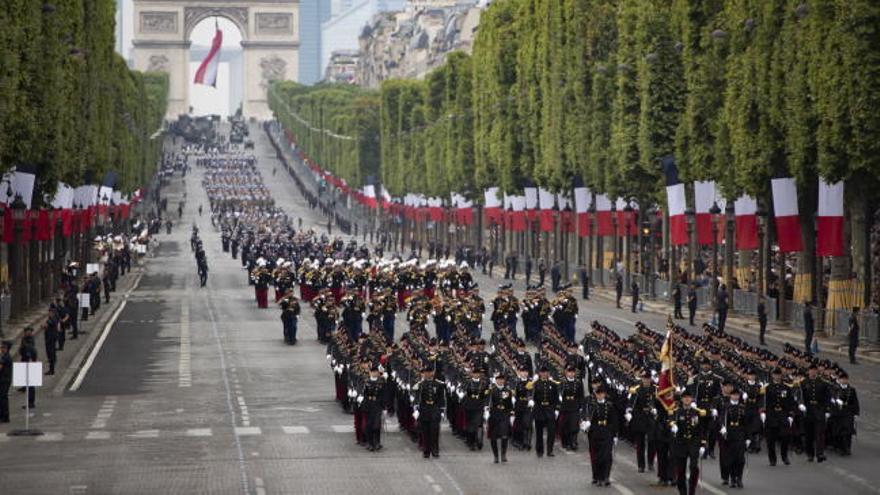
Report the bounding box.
[413,365,446,459]
[626,371,657,473]
[341,293,366,341]
[462,367,490,451]
[486,373,514,463]
[761,367,795,466]
[280,294,301,345]
[512,366,533,450]
[830,371,859,456]
[670,390,707,495]
[691,359,721,459]
[360,365,388,452]
[559,365,585,451]
[718,388,748,488]
[532,365,559,457]
[799,363,830,462]
[0,340,12,423]
[583,386,618,487]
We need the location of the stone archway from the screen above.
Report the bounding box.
[132,1,299,120]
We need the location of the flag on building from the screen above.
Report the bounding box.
[193,24,223,87]
[771,177,803,253]
[817,179,844,257]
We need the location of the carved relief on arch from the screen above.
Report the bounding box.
[184,7,248,39]
[259,55,287,90]
[147,54,170,72]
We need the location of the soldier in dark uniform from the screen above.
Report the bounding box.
[691,360,721,459]
[627,372,657,472]
[615,275,623,309]
[513,340,533,376]
[757,296,768,345]
[799,363,830,462]
[718,388,748,488]
[462,367,490,451]
[670,390,707,495]
[280,295,300,345]
[762,367,795,466]
[487,373,514,463]
[413,366,446,458]
[579,265,590,300]
[654,391,675,486]
[830,371,859,456]
[361,366,388,452]
[18,327,38,409]
[673,284,683,319]
[742,368,763,453]
[44,308,59,376]
[341,293,365,341]
[0,340,13,423]
[512,366,533,450]
[848,307,860,364]
[559,365,585,451]
[687,284,697,326]
[584,386,618,487]
[531,365,559,457]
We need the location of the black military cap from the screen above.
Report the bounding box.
[370,365,380,372]
[422,364,434,372]
[0,340,13,349]
[681,389,693,398]
[565,365,576,372]
[808,363,818,370]
[518,366,529,372]
[494,373,507,381]
[641,371,652,379]
[839,371,849,379]
[595,386,608,395]
[429,337,438,346]
[722,379,733,387]
[771,367,783,375]
[729,388,742,396]
[539,365,550,373]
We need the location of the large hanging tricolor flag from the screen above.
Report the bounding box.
[524,181,538,222]
[193,23,223,87]
[733,194,759,250]
[484,187,502,225]
[538,187,555,232]
[656,329,676,413]
[694,180,719,246]
[817,179,844,257]
[662,156,687,246]
[573,179,591,237]
[771,177,803,253]
[595,194,613,236]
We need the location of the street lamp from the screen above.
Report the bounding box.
[709,201,722,310]
[611,202,618,272]
[588,202,598,285]
[10,194,27,319]
[685,206,695,283]
[623,201,634,290]
[757,206,767,296]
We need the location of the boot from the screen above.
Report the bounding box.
[491,440,499,463]
[501,439,508,462]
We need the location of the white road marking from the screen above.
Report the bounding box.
[331,424,354,433]
[609,479,635,495]
[234,426,261,436]
[69,485,88,495]
[179,298,191,387]
[128,429,160,439]
[431,485,442,493]
[36,432,64,442]
[254,477,266,495]
[830,466,880,494]
[424,475,435,483]
[185,428,213,437]
[90,397,118,429]
[70,274,142,391]
[85,431,111,440]
[282,426,310,434]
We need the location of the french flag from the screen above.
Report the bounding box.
[771,178,803,253]
[557,193,574,234]
[574,182,591,237]
[362,185,377,209]
[733,194,759,250]
[193,25,223,87]
[666,183,687,245]
[427,197,444,222]
[524,183,538,222]
[616,198,637,236]
[453,193,473,225]
[694,181,718,246]
[817,179,844,257]
[538,188,555,232]
[509,195,527,232]
[595,194,613,236]
[484,187,503,225]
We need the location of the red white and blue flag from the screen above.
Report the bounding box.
[194,25,223,87]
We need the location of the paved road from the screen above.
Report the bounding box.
[1,125,879,494]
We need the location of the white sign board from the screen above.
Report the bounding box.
[13,362,43,387]
[87,263,100,275]
[78,293,90,308]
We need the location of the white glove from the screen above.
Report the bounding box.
[614,437,618,446]
[483,409,490,421]
[326,354,332,361]
[651,408,657,415]
[391,371,397,379]
[760,412,766,423]
[825,412,831,420]
[580,421,590,431]
[510,416,515,427]
[357,395,364,404]
[720,426,727,436]
[690,402,698,410]
[836,398,844,407]
[798,404,807,413]
[711,408,718,418]
[528,399,535,408]
[745,439,751,448]
[555,410,559,419]
[787,417,794,427]
[699,446,706,457]
[624,413,632,423]
[671,424,679,434]
[457,391,465,400]
[441,412,446,421]
[742,392,748,401]
[511,396,517,405]
[413,410,420,420]
[532,374,539,381]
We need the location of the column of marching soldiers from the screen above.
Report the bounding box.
[190,145,861,494]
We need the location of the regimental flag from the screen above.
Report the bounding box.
[573,182,591,237]
[656,329,676,413]
[771,178,803,253]
[194,24,223,87]
[484,187,502,225]
[733,194,759,251]
[817,179,844,257]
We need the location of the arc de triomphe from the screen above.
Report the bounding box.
[132,0,299,119]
